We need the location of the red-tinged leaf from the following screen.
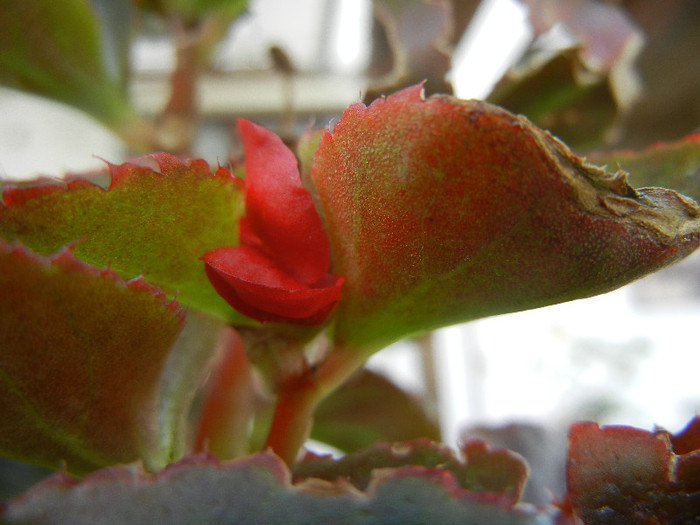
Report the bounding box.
[590,133,700,201]
[566,419,700,523]
[311,85,700,354]
[671,416,700,456]
[2,452,557,524]
[312,368,440,453]
[0,154,248,322]
[0,240,184,474]
[460,440,529,504]
[294,438,529,505]
[0,0,139,130]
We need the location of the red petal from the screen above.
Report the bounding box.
[201,246,343,325]
[237,119,330,284]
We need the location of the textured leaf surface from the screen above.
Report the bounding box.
[590,133,700,201]
[2,452,555,524]
[311,85,700,353]
[0,240,184,474]
[0,154,247,322]
[0,0,136,128]
[567,419,700,523]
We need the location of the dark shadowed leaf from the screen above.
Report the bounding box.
[0,241,185,474]
[311,85,700,354]
[616,0,700,148]
[0,0,139,130]
[2,451,556,524]
[312,369,440,453]
[589,133,700,201]
[491,0,644,149]
[364,0,454,102]
[516,0,644,74]
[0,154,248,322]
[566,419,700,523]
[293,438,529,505]
[488,51,618,151]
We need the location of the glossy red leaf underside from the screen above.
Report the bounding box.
[0,240,185,474]
[311,85,700,352]
[201,120,343,325]
[566,419,700,523]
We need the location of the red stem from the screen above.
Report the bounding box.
[262,345,367,464]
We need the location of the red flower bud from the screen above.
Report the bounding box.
[201,120,344,325]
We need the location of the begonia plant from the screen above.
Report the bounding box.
[1,0,700,523]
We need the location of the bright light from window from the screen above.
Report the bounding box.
[449,0,532,99]
[329,0,372,73]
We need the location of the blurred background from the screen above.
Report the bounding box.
[1,0,699,503]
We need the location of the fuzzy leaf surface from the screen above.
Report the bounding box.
[1,452,555,524]
[0,241,185,474]
[312,85,700,353]
[0,154,247,322]
[567,418,700,523]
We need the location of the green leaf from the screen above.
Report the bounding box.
[589,133,700,202]
[488,0,646,149]
[2,451,555,524]
[311,85,700,355]
[135,0,247,21]
[312,369,440,453]
[0,240,185,474]
[488,51,618,151]
[0,0,138,129]
[0,154,248,322]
